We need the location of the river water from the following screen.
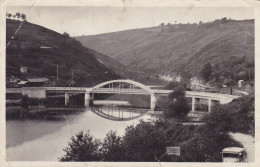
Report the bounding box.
[6,107,153,161]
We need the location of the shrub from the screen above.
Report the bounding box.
[164,85,190,120]
[203,94,254,136]
[59,131,101,161]
[101,131,124,161]
[201,62,212,82]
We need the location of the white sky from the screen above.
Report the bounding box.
[6,6,254,36]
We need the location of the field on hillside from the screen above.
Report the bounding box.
[76,19,254,78]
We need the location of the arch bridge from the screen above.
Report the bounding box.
[6,79,240,111]
[86,79,158,110]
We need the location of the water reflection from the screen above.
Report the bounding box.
[91,106,150,121]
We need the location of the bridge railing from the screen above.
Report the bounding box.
[91,88,149,94]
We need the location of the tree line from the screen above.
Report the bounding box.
[159,17,238,28]
[6,12,27,21]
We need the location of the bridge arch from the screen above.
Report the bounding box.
[89,79,156,95]
[88,79,157,110]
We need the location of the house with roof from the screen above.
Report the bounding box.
[26,78,49,87]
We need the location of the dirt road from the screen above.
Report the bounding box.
[229,132,255,162]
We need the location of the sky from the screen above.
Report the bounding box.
[6,6,254,36]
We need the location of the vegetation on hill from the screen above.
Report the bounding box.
[200,56,254,86]
[203,94,255,136]
[86,48,129,77]
[6,12,27,21]
[6,19,120,87]
[75,19,254,79]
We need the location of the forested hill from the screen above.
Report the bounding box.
[6,19,120,86]
[75,19,254,77]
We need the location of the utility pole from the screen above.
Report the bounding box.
[56,64,59,81]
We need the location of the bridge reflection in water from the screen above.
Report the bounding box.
[91,106,151,121]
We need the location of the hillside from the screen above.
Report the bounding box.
[75,19,254,78]
[6,19,120,87]
[86,48,128,77]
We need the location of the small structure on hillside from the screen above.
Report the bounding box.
[238,80,244,88]
[8,76,20,83]
[159,74,174,82]
[17,80,28,86]
[40,45,52,49]
[20,66,27,74]
[175,75,182,82]
[27,78,49,87]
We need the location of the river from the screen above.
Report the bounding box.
[6,107,153,161]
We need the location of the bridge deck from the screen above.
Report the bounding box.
[6,87,239,101]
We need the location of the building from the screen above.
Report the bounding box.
[20,66,27,74]
[26,78,49,87]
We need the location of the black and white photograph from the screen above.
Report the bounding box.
[0,0,259,165]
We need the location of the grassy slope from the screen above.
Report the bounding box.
[86,48,128,77]
[6,19,120,86]
[75,19,254,76]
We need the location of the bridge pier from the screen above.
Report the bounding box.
[191,97,214,112]
[65,93,70,106]
[150,94,157,110]
[21,88,47,99]
[191,97,195,112]
[208,99,212,112]
[84,93,92,107]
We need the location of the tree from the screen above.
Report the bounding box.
[122,120,196,162]
[122,120,168,161]
[201,62,212,82]
[59,131,101,161]
[203,94,255,136]
[63,32,70,38]
[12,14,16,20]
[221,17,228,23]
[164,85,190,119]
[165,80,189,90]
[21,13,26,21]
[15,12,21,20]
[7,13,12,19]
[101,131,124,161]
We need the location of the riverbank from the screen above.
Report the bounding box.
[6,105,85,121]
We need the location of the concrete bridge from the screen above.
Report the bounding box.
[6,79,240,111]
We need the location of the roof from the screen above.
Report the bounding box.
[40,46,52,49]
[222,147,245,153]
[17,81,28,85]
[27,78,49,83]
